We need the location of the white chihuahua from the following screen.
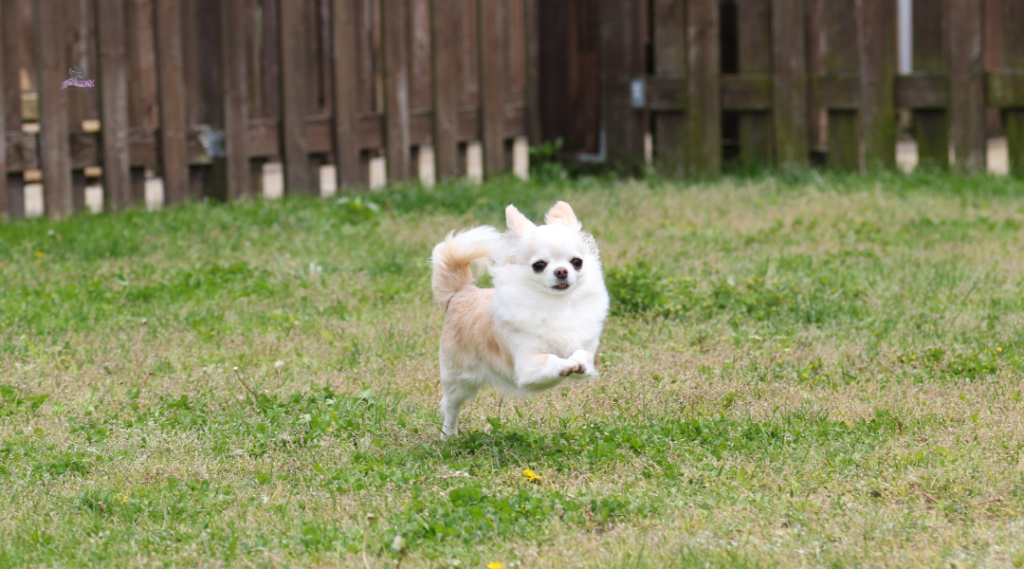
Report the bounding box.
[430,201,609,437]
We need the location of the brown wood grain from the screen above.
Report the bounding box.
[856,0,896,170]
[912,0,949,169]
[652,0,687,176]
[154,0,189,203]
[522,0,540,145]
[126,0,159,130]
[772,0,809,166]
[1002,0,1024,175]
[35,0,74,217]
[221,0,251,200]
[431,0,461,180]
[96,0,133,210]
[279,0,314,193]
[383,0,411,181]
[949,0,987,173]
[0,0,8,218]
[737,0,773,166]
[688,0,721,176]
[479,0,509,177]
[260,0,281,120]
[332,0,365,187]
[823,0,858,170]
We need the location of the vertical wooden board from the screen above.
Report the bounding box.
[260,0,281,120]
[459,0,479,109]
[383,0,411,181]
[127,0,159,130]
[1002,0,1024,175]
[332,0,364,187]
[652,0,687,176]
[478,0,509,177]
[948,0,987,173]
[805,0,826,149]
[823,0,858,170]
[856,0,896,170]
[912,0,949,169]
[409,0,432,112]
[738,0,773,166]
[507,0,526,105]
[279,0,314,193]
[35,0,74,218]
[154,0,190,203]
[245,0,263,118]
[319,0,334,115]
[687,0,721,176]
[523,0,541,143]
[3,0,26,219]
[95,0,133,210]
[0,0,7,218]
[222,0,251,200]
[360,0,380,114]
[66,0,100,127]
[772,0,809,166]
[432,0,461,180]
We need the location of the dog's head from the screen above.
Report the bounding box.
[499,201,600,294]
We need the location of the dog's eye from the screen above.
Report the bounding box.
[531,261,547,273]
[571,257,583,270]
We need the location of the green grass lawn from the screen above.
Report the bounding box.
[2,171,1024,568]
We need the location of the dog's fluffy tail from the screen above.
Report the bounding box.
[431,226,501,310]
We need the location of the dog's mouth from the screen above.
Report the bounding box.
[552,282,570,291]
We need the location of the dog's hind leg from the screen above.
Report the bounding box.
[440,379,479,439]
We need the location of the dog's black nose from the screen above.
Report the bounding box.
[554,267,568,279]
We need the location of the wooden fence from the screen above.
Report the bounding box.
[0,0,534,219]
[552,0,1024,177]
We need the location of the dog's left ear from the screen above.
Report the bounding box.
[544,201,582,231]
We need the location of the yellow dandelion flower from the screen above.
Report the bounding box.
[489,563,504,569]
[997,347,1003,352]
[35,251,44,259]
[522,469,541,483]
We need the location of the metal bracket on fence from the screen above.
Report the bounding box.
[577,129,607,164]
[199,128,226,159]
[630,78,646,109]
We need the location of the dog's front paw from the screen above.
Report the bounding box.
[568,349,597,379]
[557,360,584,377]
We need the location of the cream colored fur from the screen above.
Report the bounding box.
[429,202,609,437]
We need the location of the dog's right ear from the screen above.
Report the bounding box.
[505,204,536,238]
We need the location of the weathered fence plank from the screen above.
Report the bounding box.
[35,0,74,218]
[772,0,809,166]
[523,0,541,144]
[652,0,688,176]
[221,0,251,200]
[949,0,987,173]
[154,0,190,204]
[383,0,411,182]
[823,0,858,170]
[1002,0,1024,175]
[432,0,461,180]
[912,0,949,170]
[688,0,721,176]
[599,0,645,173]
[737,0,773,166]
[96,0,133,210]
[479,0,509,177]
[857,0,896,170]
[331,0,364,188]
[280,0,314,193]
[1,0,24,218]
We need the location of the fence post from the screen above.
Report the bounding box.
[478,0,509,178]
[35,0,74,218]
[688,0,722,176]
[279,0,314,194]
[154,0,190,204]
[738,0,773,166]
[821,0,859,170]
[332,0,363,188]
[652,0,688,176]
[0,0,7,219]
[857,0,896,170]
[1001,0,1024,175]
[599,0,646,174]
[96,0,133,210]
[432,0,461,181]
[220,0,251,200]
[383,0,412,183]
[1,0,24,218]
[912,0,950,170]
[772,0,809,166]
[949,0,987,173]
[523,0,542,146]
